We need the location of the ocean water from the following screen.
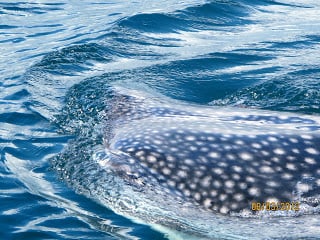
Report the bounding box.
[1,0,320,239]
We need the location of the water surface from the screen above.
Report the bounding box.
[1,0,320,239]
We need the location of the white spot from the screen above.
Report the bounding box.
[252,143,262,149]
[274,148,285,155]
[292,148,300,154]
[210,143,219,148]
[199,156,209,164]
[213,180,222,188]
[140,162,148,168]
[215,158,227,166]
[153,139,163,145]
[247,167,255,174]
[189,146,198,151]
[219,206,229,214]
[260,165,274,174]
[184,158,194,166]
[147,155,157,163]
[203,198,212,208]
[287,156,296,161]
[166,155,175,162]
[261,150,270,156]
[127,147,135,152]
[170,147,179,152]
[210,190,218,197]
[135,151,144,157]
[230,203,239,210]
[248,187,260,196]
[207,136,215,141]
[304,140,312,145]
[239,182,247,190]
[159,161,165,167]
[281,173,293,180]
[224,145,232,151]
[252,162,259,167]
[234,193,245,201]
[286,163,297,170]
[178,183,185,190]
[289,138,298,143]
[220,174,228,180]
[302,173,311,178]
[185,135,196,141]
[225,180,235,188]
[202,191,208,197]
[199,165,207,170]
[232,165,242,173]
[162,167,171,175]
[305,148,318,155]
[266,181,279,187]
[305,157,316,164]
[268,136,277,142]
[179,165,189,171]
[246,176,255,183]
[200,147,209,152]
[266,197,279,203]
[239,152,253,161]
[227,154,236,160]
[189,183,197,190]
[170,140,178,145]
[183,189,191,196]
[213,168,223,175]
[208,152,220,158]
[232,173,241,180]
[168,180,176,187]
[301,135,313,140]
[219,194,227,201]
[150,168,157,175]
[275,166,282,172]
[177,170,187,178]
[194,192,201,201]
[201,176,211,188]
[235,140,245,145]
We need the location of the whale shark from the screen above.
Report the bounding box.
[54,82,320,238]
[95,85,320,215]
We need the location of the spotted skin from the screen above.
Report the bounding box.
[108,129,320,214]
[101,88,320,215]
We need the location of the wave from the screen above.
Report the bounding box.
[26,0,320,117]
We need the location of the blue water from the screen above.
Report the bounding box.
[1,0,320,239]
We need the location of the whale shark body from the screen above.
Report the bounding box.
[97,86,320,214]
[56,83,320,238]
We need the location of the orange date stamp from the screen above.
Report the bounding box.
[251,201,300,211]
